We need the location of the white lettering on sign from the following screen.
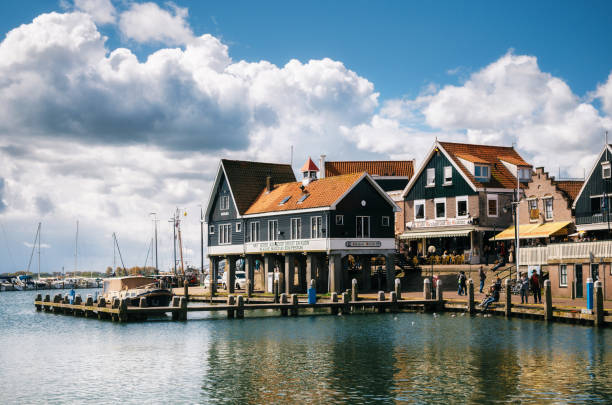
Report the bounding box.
[407,218,471,228]
[220,212,229,216]
[247,239,323,253]
[345,241,382,247]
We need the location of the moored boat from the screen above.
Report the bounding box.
[102,276,173,307]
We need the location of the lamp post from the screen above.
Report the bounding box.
[149,212,159,275]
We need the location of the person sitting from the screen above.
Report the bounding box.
[480,277,502,311]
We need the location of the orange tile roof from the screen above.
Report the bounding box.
[439,141,532,189]
[455,153,490,164]
[325,161,414,177]
[556,180,583,201]
[300,157,319,172]
[245,172,364,215]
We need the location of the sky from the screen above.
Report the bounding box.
[1,0,612,274]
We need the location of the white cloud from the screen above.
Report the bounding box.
[118,2,193,45]
[595,71,612,117]
[74,0,116,24]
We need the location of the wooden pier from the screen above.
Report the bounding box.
[34,278,611,327]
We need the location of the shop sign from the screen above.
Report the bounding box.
[345,241,382,247]
[247,239,325,253]
[408,218,471,228]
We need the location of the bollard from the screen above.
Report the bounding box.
[237,295,245,319]
[86,295,93,306]
[351,279,358,302]
[184,282,189,302]
[586,278,594,311]
[467,279,475,314]
[594,280,604,327]
[35,294,42,311]
[280,293,288,316]
[330,292,339,315]
[423,278,431,300]
[139,297,148,308]
[341,292,350,315]
[75,295,82,305]
[118,299,128,323]
[98,297,106,307]
[246,280,252,299]
[390,291,398,313]
[377,291,385,313]
[227,295,236,318]
[571,280,576,300]
[273,279,279,304]
[179,297,188,321]
[308,279,317,304]
[543,279,552,322]
[504,279,512,318]
[394,278,402,300]
[436,280,443,302]
[290,294,299,316]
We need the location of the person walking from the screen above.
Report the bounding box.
[520,273,529,304]
[457,271,464,295]
[530,271,541,304]
[479,266,486,293]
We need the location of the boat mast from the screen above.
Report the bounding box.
[200,206,204,283]
[26,223,41,277]
[177,209,185,278]
[74,220,79,278]
[38,222,41,280]
[113,232,127,274]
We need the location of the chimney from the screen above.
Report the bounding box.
[266,175,273,193]
[319,154,326,178]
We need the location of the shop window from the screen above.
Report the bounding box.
[414,200,425,220]
[487,194,498,217]
[382,216,390,226]
[435,198,446,219]
[559,264,567,287]
[443,166,452,185]
[544,198,553,220]
[356,216,370,238]
[426,168,435,187]
[456,196,468,218]
[336,215,344,225]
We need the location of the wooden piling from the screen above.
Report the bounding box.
[280,293,288,316]
[594,280,604,327]
[179,297,188,321]
[35,294,42,311]
[290,294,298,316]
[423,278,431,300]
[118,299,128,323]
[377,291,385,313]
[330,292,339,315]
[436,280,443,302]
[390,291,398,313]
[544,280,552,322]
[341,292,350,315]
[237,295,245,319]
[227,295,235,318]
[246,280,252,299]
[273,279,279,303]
[351,279,358,302]
[504,279,512,318]
[171,296,180,321]
[467,279,475,314]
[184,283,189,302]
[394,278,401,300]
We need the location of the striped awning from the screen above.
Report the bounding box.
[491,221,572,241]
[399,229,473,239]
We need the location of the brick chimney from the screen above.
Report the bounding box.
[266,175,273,193]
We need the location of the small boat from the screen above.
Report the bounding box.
[101,276,173,307]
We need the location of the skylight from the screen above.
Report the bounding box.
[297,194,310,203]
[279,196,291,205]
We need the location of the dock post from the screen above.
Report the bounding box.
[467,279,475,314]
[227,295,235,319]
[543,279,553,322]
[85,295,94,317]
[97,297,106,320]
[504,279,512,318]
[246,280,252,299]
[236,295,244,319]
[184,282,189,302]
[394,278,402,300]
[290,294,298,316]
[172,296,180,321]
[280,293,288,316]
[377,291,385,313]
[44,294,51,312]
[273,279,279,303]
[118,299,128,323]
[35,294,42,311]
[351,278,358,302]
[390,291,398,313]
[179,297,187,321]
[436,280,443,301]
[341,292,350,314]
[594,280,604,327]
[424,278,431,300]
[571,280,576,300]
[330,292,338,315]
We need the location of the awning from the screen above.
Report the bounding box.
[400,229,473,239]
[490,221,572,241]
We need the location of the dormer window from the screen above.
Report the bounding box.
[220,195,230,211]
[519,168,532,182]
[603,161,611,179]
[474,165,490,181]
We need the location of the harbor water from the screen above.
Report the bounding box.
[1,289,612,404]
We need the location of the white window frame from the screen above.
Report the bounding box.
[414,199,425,221]
[434,197,446,219]
[250,221,260,242]
[356,216,370,238]
[336,215,344,225]
[220,195,230,211]
[559,264,568,287]
[543,197,553,220]
[528,198,539,222]
[455,196,468,219]
[235,222,242,232]
[209,225,215,234]
[475,165,490,181]
[443,166,452,185]
[519,168,531,181]
[426,168,435,187]
[290,218,301,240]
[487,194,498,217]
[382,216,390,227]
[218,224,232,245]
[603,162,611,179]
[310,216,322,239]
[268,220,278,241]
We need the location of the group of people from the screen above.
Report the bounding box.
[518,271,542,304]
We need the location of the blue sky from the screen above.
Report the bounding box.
[0,0,611,273]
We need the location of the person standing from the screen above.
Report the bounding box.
[530,271,541,304]
[520,273,529,304]
[457,271,466,295]
[479,266,486,293]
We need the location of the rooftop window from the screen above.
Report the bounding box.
[279,196,291,205]
[474,165,490,181]
[298,194,310,204]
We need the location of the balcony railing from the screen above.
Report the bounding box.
[519,240,612,265]
[576,213,607,225]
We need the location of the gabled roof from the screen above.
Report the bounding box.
[573,144,612,209]
[244,172,400,215]
[556,181,583,202]
[205,160,296,219]
[439,141,531,190]
[301,158,319,172]
[325,160,414,178]
[402,140,532,198]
